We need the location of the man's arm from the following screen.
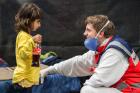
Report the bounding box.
[42,50,95,77]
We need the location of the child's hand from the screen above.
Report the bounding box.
[33,34,42,44]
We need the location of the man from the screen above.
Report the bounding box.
[40,15,140,93]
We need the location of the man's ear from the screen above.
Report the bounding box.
[100,31,104,37]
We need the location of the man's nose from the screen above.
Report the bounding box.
[83,31,87,36]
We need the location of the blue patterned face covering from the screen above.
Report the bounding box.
[84,20,110,51]
[84,37,99,51]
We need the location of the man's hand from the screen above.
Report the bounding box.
[40,68,48,84]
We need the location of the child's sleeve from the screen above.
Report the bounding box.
[17,36,34,59]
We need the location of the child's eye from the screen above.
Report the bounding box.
[36,19,40,23]
[37,20,40,23]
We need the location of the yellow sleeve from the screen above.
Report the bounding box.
[17,35,35,59]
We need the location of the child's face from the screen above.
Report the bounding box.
[31,19,41,31]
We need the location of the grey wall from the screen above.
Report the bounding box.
[0,0,140,66]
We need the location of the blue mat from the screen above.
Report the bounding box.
[0,74,80,93]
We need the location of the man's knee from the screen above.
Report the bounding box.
[80,85,121,93]
[80,86,88,93]
[80,85,96,93]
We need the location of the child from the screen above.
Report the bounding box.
[9,3,42,93]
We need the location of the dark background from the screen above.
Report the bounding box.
[0,0,140,66]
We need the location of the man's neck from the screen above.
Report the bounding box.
[100,37,112,46]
